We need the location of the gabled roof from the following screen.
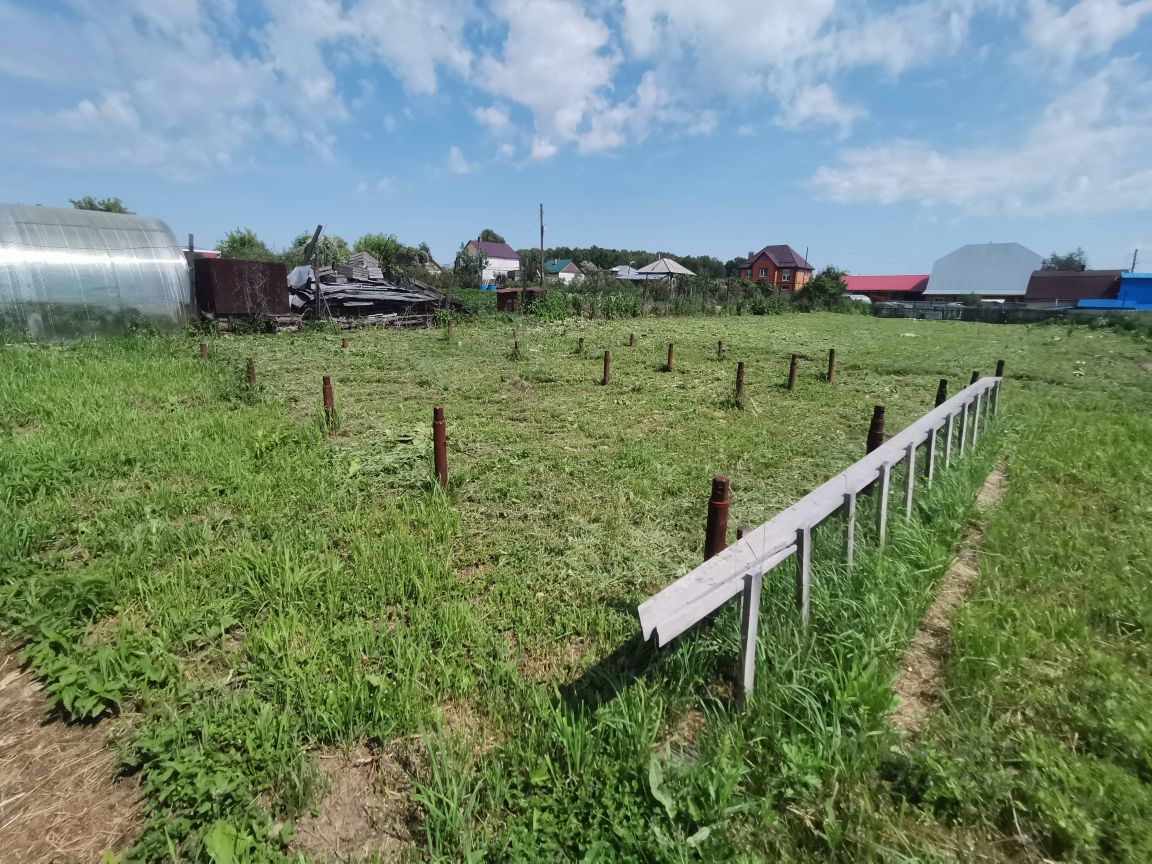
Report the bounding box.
[742,244,812,270]
[928,242,1041,296]
[843,275,929,294]
[468,239,519,260]
[638,257,695,276]
[545,258,578,274]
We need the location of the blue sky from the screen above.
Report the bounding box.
[1,0,1150,273]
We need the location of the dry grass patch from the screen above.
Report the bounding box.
[0,643,141,863]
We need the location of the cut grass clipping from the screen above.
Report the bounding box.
[1,313,1150,862]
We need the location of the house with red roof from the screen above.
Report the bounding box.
[737,245,813,293]
[464,238,520,283]
[842,274,929,302]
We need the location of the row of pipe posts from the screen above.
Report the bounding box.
[204,338,1000,525]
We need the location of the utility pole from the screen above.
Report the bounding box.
[539,203,545,289]
[1132,249,1139,272]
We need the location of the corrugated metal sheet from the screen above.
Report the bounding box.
[1079,273,1152,310]
[1024,270,1121,302]
[843,275,928,294]
[195,258,289,316]
[926,243,1041,297]
[0,203,190,339]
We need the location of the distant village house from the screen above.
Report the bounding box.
[738,245,813,293]
[545,258,582,283]
[465,239,520,284]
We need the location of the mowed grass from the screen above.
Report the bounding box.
[1,312,1150,862]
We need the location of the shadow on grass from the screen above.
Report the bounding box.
[555,635,659,714]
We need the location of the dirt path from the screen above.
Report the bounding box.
[890,460,1008,734]
[0,644,141,862]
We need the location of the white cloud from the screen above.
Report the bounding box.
[479,0,618,158]
[475,104,511,130]
[0,0,474,171]
[811,60,1152,214]
[498,142,516,158]
[615,0,986,135]
[446,145,472,174]
[1027,0,1152,64]
[3,0,1149,175]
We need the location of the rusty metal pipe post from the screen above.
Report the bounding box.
[827,348,836,383]
[866,404,886,454]
[578,336,585,355]
[736,361,746,402]
[199,342,208,360]
[935,378,948,407]
[433,405,448,491]
[666,342,675,372]
[628,332,635,347]
[995,359,1005,377]
[787,354,799,391]
[341,337,349,349]
[602,350,611,386]
[446,321,454,341]
[704,476,730,561]
[322,375,335,433]
[246,357,256,388]
[513,339,521,359]
[718,340,725,359]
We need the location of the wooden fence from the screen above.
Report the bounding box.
[637,375,1002,696]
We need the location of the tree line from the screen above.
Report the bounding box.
[514,245,742,279]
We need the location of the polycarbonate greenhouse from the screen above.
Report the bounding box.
[0,203,190,339]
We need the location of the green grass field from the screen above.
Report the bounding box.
[1,312,1150,862]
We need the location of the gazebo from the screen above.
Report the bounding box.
[637,258,695,279]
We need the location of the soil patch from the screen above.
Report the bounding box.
[890,459,1009,734]
[290,741,420,863]
[0,643,141,862]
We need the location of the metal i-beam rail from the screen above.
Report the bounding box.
[637,377,1003,671]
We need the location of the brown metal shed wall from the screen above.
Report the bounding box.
[194,258,289,315]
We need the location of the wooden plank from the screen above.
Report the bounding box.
[904,442,916,518]
[876,463,891,544]
[959,402,968,456]
[795,526,811,627]
[843,491,856,574]
[926,426,936,487]
[637,378,1000,645]
[945,412,954,467]
[739,571,763,697]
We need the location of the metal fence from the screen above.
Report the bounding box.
[636,375,1002,697]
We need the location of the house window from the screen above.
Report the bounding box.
[782,268,792,282]
[758,268,767,278]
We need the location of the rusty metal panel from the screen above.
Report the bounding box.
[194,258,288,315]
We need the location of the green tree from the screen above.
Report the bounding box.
[354,233,403,269]
[283,232,350,269]
[796,266,847,310]
[478,228,506,244]
[1041,248,1088,271]
[724,256,748,278]
[70,196,131,214]
[216,228,276,262]
[454,242,487,285]
[520,248,542,283]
